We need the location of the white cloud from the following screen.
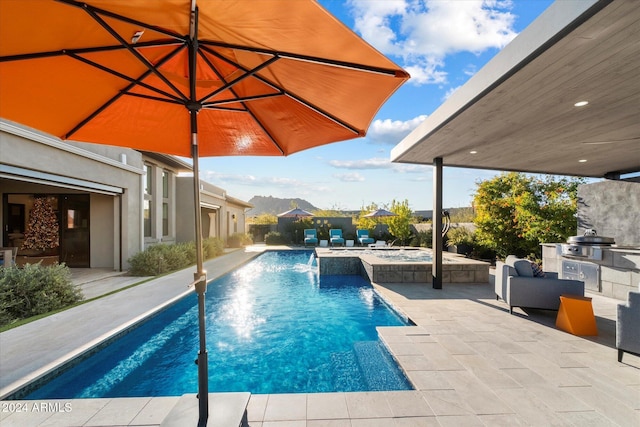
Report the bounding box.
[203,170,301,189]
[202,170,257,185]
[367,115,427,145]
[329,158,390,169]
[333,172,365,182]
[348,0,518,86]
[329,157,430,174]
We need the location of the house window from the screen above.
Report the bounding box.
[144,163,153,237]
[162,170,169,198]
[162,203,169,236]
[143,199,152,237]
[144,164,152,196]
[162,170,171,237]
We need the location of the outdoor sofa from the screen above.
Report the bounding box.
[495,255,584,314]
[617,290,640,362]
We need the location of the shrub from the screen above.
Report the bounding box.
[0,263,82,327]
[128,243,192,276]
[227,233,253,248]
[203,237,224,259]
[248,224,273,242]
[128,238,226,276]
[409,230,432,248]
[265,231,288,245]
[446,227,475,247]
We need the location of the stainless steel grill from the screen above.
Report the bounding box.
[558,244,604,260]
[556,229,615,261]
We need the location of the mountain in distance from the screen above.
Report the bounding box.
[246,196,318,216]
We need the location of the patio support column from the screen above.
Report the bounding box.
[432,157,443,289]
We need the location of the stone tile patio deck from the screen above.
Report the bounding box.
[1,246,638,426]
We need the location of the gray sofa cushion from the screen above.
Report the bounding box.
[506,255,534,277]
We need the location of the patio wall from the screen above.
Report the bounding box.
[316,250,489,284]
[578,180,640,246]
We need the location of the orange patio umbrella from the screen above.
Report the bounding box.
[0,1,408,423]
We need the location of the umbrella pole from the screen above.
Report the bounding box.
[188,5,208,425]
[191,124,209,424]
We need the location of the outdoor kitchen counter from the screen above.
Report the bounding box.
[542,244,640,300]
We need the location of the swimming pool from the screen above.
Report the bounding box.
[22,250,412,399]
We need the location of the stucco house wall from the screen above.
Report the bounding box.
[1,121,251,270]
[1,122,143,269]
[175,177,251,244]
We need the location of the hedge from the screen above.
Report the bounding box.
[0,263,82,327]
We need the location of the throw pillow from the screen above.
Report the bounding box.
[531,262,546,278]
[513,259,534,277]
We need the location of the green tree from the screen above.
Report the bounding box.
[249,213,277,225]
[473,172,583,259]
[387,199,413,245]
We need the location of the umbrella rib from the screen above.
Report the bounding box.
[123,92,185,106]
[80,5,189,102]
[200,40,406,77]
[196,55,280,105]
[0,40,182,63]
[196,46,285,154]
[64,45,189,139]
[56,0,187,42]
[246,107,286,155]
[199,45,361,136]
[65,52,185,103]
[200,45,283,94]
[202,93,283,108]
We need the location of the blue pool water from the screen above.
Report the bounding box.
[24,251,412,398]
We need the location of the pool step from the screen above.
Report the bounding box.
[331,351,365,391]
[353,341,410,391]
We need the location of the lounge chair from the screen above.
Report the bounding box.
[356,229,375,246]
[303,229,318,247]
[329,229,345,247]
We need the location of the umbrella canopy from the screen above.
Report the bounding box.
[364,208,397,218]
[0,1,408,424]
[277,208,314,218]
[0,0,408,157]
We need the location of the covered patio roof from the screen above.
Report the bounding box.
[391,0,639,178]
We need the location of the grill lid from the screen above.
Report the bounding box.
[567,229,615,245]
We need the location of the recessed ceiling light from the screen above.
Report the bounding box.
[574,101,589,107]
[578,159,588,163]
[469,150,477,154]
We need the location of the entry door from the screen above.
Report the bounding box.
[60,194,90,267]
[3,200,25,246]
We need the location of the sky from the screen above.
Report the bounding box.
[198,0,555,211]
